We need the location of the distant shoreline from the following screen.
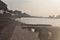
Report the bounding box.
[21,16,60,19]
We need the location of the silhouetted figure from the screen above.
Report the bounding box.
[0,0,9,31]
[0,13,11,29]
[0,0,15,40]
[38,28,48,40]
[38,28,52,40]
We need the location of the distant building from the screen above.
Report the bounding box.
[56,15,60,18]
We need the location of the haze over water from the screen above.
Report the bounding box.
[16,17,60,27]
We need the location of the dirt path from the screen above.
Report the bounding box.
[10,25,40,40]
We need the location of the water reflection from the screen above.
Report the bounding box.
[19,17,60,26]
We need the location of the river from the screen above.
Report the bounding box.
[16,17,60,27]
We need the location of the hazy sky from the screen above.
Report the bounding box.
[2,0,60,16]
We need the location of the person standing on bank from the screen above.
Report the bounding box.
[38,28,52,40]
[0,0,9,30]
[0,0,15,40]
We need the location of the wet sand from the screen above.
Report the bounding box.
[0,24,15,40]
[10,24,40,40]
[0,20,16,40]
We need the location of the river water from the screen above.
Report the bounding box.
[16,17,60,27]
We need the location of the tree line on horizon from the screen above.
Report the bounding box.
[0,0,60,18]
[9,10,60,18]
[8,10,31,18]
